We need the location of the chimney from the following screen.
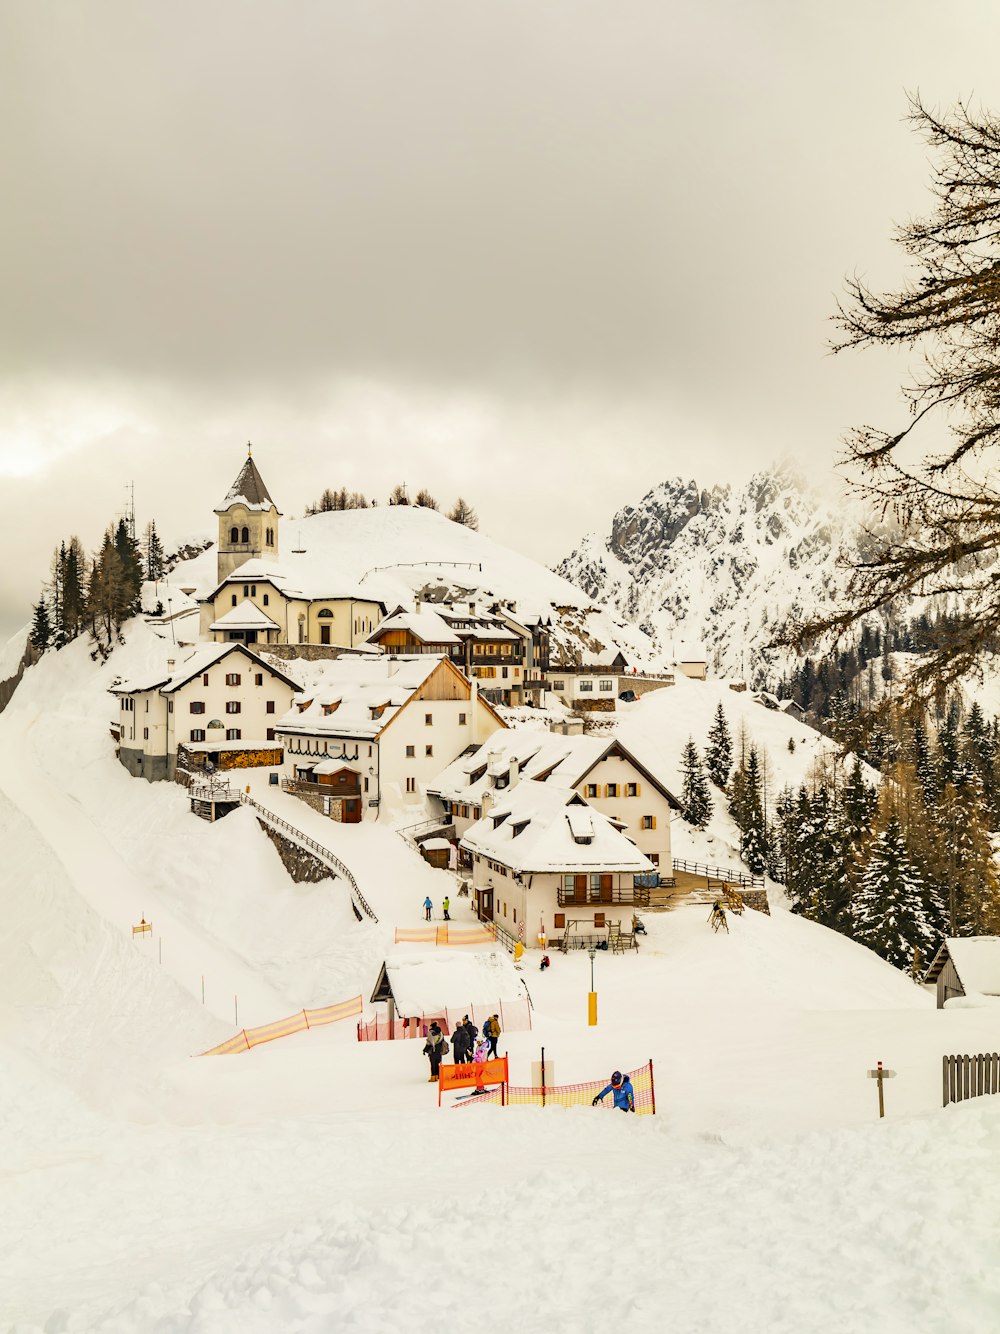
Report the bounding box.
[508,757,520,790]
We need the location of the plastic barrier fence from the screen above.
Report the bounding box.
[198,994,363,1056]
[438,1056,508,1105]
[452,1060,656,1115]
[356,997,532,1042]
[393,926,496,946]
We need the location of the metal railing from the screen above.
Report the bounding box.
[239,793,378,923]
[190,784,242,803]
[671,857,764,890]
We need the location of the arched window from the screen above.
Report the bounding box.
[317,608,334,618]
[230,527,239,543]
[265,527,274,545]
[241,526,249,544]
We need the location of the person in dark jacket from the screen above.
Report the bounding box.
[452,1020,470,1064]
[423,1023,446,1081]
[465,1016,480,1061]
[592,1070,635,1111]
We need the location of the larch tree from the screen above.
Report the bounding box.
[792,96,1000,692]
[448,497,479,530]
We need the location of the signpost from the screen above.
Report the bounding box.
[132,917,152,938]
[866,1060,896,1118]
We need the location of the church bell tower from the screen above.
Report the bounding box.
[214,444,281,583]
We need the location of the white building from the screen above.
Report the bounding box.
[428,728,680,871]
[461,780,653,947]
[274,655,506,821]
[110,643,300,781]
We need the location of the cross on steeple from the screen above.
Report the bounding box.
[247,440,252,456]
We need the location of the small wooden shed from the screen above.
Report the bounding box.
[923,936,1000,1008]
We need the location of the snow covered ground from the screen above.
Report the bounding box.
[2,630,999,1332]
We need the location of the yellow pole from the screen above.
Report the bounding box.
[588,992,598,1026]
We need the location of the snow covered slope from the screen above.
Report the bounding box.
[556,464,863,682]
[2,625,999,1331]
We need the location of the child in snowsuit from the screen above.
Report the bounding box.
[540,954,551,971]
[592,1070,635,1112]
[442,896,450,920]
[484,1014,501,1058]
[423,1023,446,1081]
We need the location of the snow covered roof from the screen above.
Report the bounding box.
[368,608,461,646]
[110,643,300,696]
[372,946,528,1015]
[274,655,449,740]
[427,728,681,808]
[215,455,279,514]
[461,780,652,875]
[200,559,386,608]
[925,937,1000,994]
[209,600,282,632]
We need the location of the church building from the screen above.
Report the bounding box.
[198,450,387,649]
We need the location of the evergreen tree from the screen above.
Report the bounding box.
[114,519,143,616]
[29,598,51,651]
[705,703,733,788]
[62,537,86,641]
[853,812,938,971]
[937,696,962,790]
[680,738,713,830]
[840,760,878,841]
[143,520,165,581]
[737,747,768,876]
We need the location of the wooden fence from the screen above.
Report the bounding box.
[942,1052,1000,1107]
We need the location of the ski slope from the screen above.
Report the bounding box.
[1,628,999,1331]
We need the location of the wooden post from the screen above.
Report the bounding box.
[648,1058,656,1117]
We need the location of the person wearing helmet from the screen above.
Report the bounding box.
[592,1070,635,1112]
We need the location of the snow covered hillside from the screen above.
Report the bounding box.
[2,629,999,1331]
[556,464,864,682]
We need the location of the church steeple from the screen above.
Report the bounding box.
[215,445,281,583]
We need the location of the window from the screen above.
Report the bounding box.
[167,701,173,714]
[226,728,242,741]
[642,815,656,830]
[190,728,206,742]
[225,673,241,686]
[190,701,206,715]
[605,783,619,798]
[266,728,275,741]
[251,585,256,597]
[241,526,249,543]
[585,783,598,798]
[599,679,614,692]
[627,782,639,797]
[594,912,605,928]
[425,713,432,725]
[266,700,275,714]
[406,745,415,758]
[231,594,237,606]
[552,680,565,691]
[578,679,593,692]
[502,666,508,679]
[144,699,149,712]
[243,585,249,596]
[255,673,263,686]
[263,594,269,605]
[459,712,467,725]
[406,777,416,793]
[203,673,209,686]
[425,745,433,757]
[143,727,148,740]
[225,701,241,714]
[266,527,274,545]
[230,526,239,543]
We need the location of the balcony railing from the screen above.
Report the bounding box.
[557,885,643,907]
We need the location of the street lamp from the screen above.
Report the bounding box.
[587,945,597,1027]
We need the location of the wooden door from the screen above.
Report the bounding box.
[600,874,613,903]
[480,888,494,922]
[343,798,361,824]
[320,625,331,645]
[573,874,587,904]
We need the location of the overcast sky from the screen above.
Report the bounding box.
[2,1,999,646]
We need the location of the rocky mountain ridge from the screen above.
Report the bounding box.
[556,465,862,684]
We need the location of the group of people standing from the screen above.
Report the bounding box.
[422,896,450,921]
[422,1012,501,1081]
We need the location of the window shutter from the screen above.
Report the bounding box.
[636,782,641,796]
[604,784,610,797]
[650,815,656,829]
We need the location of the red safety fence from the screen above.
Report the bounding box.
[451,1060,656,1116]
[198,994,363,1056]
[393,926,496,946]
[357,997,532,1042]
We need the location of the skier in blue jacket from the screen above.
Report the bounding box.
[592,1070,635,1112]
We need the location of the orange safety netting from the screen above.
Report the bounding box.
[451,1060,656,1115]
[198,994,363,1056]
[393,925,496,946]
[438,1056,508,1104]
[356,997,531,1042]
